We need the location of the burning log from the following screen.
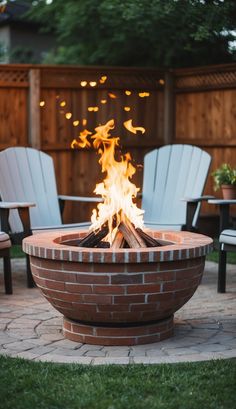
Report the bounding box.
[111,231,126,249]
[136,228,162,247]
[96,241,110,248]
[78,224,109,247]
[78,222,162,249]
[118,218,147,248]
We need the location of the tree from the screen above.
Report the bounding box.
[27,0,236,67]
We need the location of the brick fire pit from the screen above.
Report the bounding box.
[23,230,212,346]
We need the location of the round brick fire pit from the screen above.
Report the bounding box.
[23,230,212,346]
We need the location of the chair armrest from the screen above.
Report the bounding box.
[0,202,36,209]
[182,196,215,232]
[58,195,102,203]
[58,195,102,217]
[182,195,215,203]
[208,199,236,205]
[0,202,36,238]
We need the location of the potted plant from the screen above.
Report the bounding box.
[212,163,236,199]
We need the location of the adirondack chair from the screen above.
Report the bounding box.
[0,201,34,294]
[142,144,212,231]
[0,230,12,294]
[0,147,101,287]
[0,147,100,232]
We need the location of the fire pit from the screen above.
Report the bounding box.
[23,229,212,346]
[23,119,212,345]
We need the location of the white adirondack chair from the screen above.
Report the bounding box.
[0,147,100,287]
[142,144,212,231]
[0,147,100,233]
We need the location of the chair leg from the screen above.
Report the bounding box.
[218,248,227,293]
[26,255,35,288]
[3,250,12,294]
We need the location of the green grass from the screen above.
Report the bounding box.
[0,356,235,409]
[206,250,236,264]
[206,239,236,264]
[10,245,25,258]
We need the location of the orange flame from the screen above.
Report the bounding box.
[123,119,145,134]
[71,129,92,149]
[89,119,144,242]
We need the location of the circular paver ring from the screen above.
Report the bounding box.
[0,259,235,364]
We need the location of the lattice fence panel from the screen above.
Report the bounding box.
[0,68,29,86]
[175,70,236,90]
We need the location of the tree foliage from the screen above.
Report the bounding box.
[27,0,236,67]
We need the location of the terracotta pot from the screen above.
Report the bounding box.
[221,184,236,200]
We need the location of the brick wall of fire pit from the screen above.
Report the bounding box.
[23,229,212,346]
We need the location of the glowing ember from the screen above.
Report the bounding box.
[138,92,150,97]
[108,93,117,99]
[123,119,145,134]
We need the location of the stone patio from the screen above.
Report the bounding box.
[0,258,235,365]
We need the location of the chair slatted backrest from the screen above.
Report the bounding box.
[0,147,62,233]
[142,144,211,230]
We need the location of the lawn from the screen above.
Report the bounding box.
[0,356,235,409]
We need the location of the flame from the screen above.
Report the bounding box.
[123,119,145,134]
[78,129,92,148]
[87,119,144,243]
[71,129,92,149]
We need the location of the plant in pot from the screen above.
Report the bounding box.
[212,163,236,199]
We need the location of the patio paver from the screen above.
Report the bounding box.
[0,258,235,365]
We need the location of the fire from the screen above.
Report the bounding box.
[71,129,92,149]
[78,119,145,243]
[123,119,145,134]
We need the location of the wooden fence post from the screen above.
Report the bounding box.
[163,70,175,145]
[29,68,41,149]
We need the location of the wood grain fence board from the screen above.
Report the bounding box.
[0,87,28,148]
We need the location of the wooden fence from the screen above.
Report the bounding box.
[0,63,235,226]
